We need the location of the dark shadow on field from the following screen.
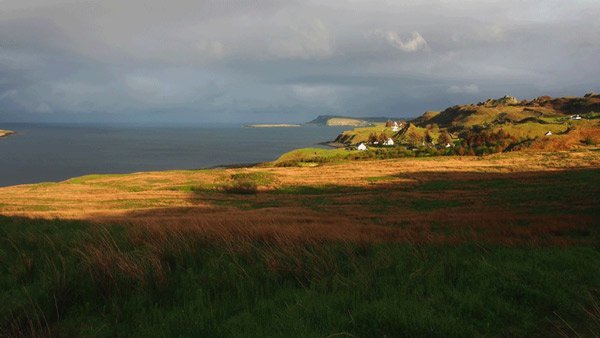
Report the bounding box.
[93,168,600,246]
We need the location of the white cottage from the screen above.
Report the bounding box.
[357,143,368,151]
[571,114,582,120]
[383,138,395,146]
[391,121,400,132]
[545,131,552,136]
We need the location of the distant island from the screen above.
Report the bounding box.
[245,124,301,128]
[246,115,405,128]
[0,129,14,138]
[306,115,402,126]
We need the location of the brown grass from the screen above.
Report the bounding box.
[1,150,598,246]
[529,123,600,151]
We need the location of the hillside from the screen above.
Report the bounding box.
[414,93,600,131]
[324,93,599,157]
[306,115,399,126]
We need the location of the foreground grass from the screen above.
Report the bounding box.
[1,216,599,337]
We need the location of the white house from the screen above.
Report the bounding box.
[445,143,453,148]
[571,114,582,120]
[383,138,395,146]
[391,121,400,132]
[545,131,552,136]
[357,143,368,151]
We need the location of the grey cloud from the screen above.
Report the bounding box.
[448,84,480,94]
[383,32,429,52]
[0,0,599,123]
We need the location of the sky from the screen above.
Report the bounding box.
[1,0,599,124]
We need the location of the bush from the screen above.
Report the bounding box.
[223,179,258,194]
[581,111,600,119]
[457,129,516,156]
[222,172,271,194]
[581,137,596,146]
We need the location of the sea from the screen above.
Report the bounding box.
[0,123,348,187]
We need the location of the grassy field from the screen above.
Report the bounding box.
[1,150,600,336]
[2,216,599,337]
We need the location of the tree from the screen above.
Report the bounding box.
[368,132,378,144]
[407,131,422,147]
[424,131,433,144]
[438,131,451,145]
[378,132,388,144]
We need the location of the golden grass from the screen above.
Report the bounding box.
[528,123,600,151]
[0,150,598,246]
[0,151,597,218]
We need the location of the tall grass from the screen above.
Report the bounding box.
[1,216,599,337]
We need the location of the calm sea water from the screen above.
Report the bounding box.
[0,123,348,187]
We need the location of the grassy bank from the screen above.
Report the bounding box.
[1,215,599,337]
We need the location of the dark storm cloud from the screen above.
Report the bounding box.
[1,0,599,123]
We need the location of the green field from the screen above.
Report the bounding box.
[1,216,599,337]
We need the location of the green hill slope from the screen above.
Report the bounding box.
[415,93,600,131]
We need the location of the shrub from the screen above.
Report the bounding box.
[222,172,272,194]
[581,137,596,146]
[581,111,600,119]
[223,179,258,194]
[458,129,516,155]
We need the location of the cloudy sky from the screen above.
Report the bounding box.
[1,0,599,124]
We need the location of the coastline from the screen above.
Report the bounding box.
[0,124,351,187]
[207,162,261,169]
[318,141,347,148]
[244,124,301,128]
[0,130,15,138]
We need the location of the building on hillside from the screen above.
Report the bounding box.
[357,143,368,151]
[545,131,552,136]
[445,143,453,148]
[392,121,400,132]
[571,114,582,120]
[383,138,395,146]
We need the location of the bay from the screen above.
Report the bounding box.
[0,123,347,187]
